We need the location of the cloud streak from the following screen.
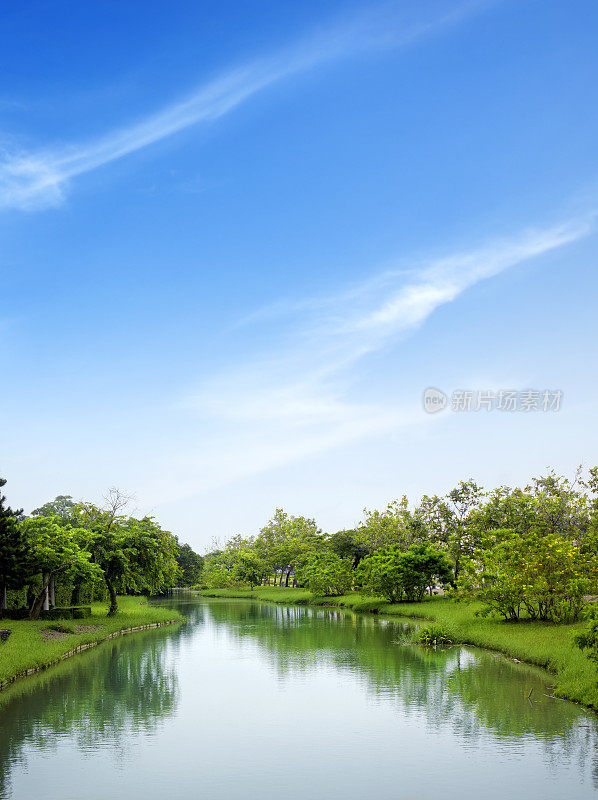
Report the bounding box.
[162,214,593,501]
[0,1,494,211]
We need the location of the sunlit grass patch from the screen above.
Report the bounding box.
[0,597,182,687]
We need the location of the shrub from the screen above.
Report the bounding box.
[0,608,29,620]
[415,624,453,647]
[459,530,597,622]
[574,609,598,662]
[358,543,452,603]
[40,606,92,620]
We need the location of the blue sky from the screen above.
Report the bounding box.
[2,0,598,548]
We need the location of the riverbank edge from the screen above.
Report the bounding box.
[194,587,598,711]
[0,599,183,692]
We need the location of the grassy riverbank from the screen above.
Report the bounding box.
[0,597,182,689]
[197,587,598,709]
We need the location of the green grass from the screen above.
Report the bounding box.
[196,586,598,709]
[0,596,182,688]
[199,586,314,604]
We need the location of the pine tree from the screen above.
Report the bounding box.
[0,477,27,613]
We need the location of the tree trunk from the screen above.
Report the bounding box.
[29,574,52,620]
[106,578,118,616]
[71,582,81,606]
[48,577,56,609]
[42,573,50,611]
[285,569,291,587]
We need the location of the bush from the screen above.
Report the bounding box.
[0,608,29,620]
[358,543,452,603]
[415,624,453,647]
[459,530,597,622]
[575,609,598,662]
[40,606,92,620]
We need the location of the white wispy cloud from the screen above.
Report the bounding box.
[0,0,494,211]
[159,215,593,501]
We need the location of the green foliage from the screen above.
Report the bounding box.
[175,542,204,586]
[0,478,27,609]
[2,481,201,621]
[256,509,324,585]
[356,496,427,552]
[415,624,453,647]
[72,497,180,615]
[31,495,75,523]
[296,550,353,596]
[327,529,369,567]
[417,479,485,581]
[459,530,596,622]
[574,609,598,663]
[358,543,452,602]
[205,566,236,589]
[233,551,269,588]
[20,517,102,619]
[40,607,92,620]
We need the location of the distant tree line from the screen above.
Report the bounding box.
[0,481,203,619]
[199,468,598,623]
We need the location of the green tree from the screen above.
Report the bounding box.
[233,550,269,588]
[21,516,101,620]
[459,529,597,622]
[470,485,537,545]
[0,478,26,612]
[73,490,178,615]
[122,516,179,595]
[205,566,235,589]
[357,496,426,552]
[296,550,353,596]
[72,490,132,615]
[31,495,76,523]
[531,469,589,537]
[256,509,323,586]
[358,543,452,602]
[328,529,369,568]
[175,541,204,586]
[417,479,484,582]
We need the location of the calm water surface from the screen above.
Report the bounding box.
[1,597,597,800]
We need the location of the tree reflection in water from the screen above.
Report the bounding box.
[1,597,597,799]
[0,626,179,797]
[205,599,598,787]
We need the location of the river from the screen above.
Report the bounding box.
[1,596,597,799]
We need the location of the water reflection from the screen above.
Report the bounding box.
[0,596,596,800]
[200,599,598,785]
[0,626,179,798]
